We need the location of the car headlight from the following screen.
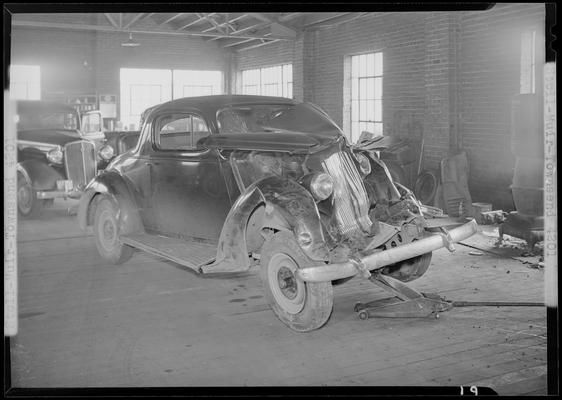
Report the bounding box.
[310,173,334,201]
[99,145,115,161]
[355,152,372,175]
[46,148,63,164]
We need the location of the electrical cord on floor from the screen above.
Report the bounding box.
[451,301,544,307]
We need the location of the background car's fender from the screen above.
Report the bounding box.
[202,175,329,273]
[17,159,65,191]
[77,171,144,235]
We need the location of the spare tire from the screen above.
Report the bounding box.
[414,170,439,205]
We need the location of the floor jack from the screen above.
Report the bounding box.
[354,272,544,320]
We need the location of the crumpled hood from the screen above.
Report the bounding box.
[17,129,83,147]
[202,131,343,154]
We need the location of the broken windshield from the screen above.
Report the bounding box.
[216,103,343,136]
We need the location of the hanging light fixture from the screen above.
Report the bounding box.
[122,32,140,47]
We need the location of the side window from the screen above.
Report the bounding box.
[156,114,210,151]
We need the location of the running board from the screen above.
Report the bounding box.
[121,233,217,272]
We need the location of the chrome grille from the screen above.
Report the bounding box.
[64,140,96,189]
[322,151,372,236]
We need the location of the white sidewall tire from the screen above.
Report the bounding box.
[260,231,333,332]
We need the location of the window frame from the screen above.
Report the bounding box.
[348,52,383,142]
[241,64,293,98]
[152,111,211,153]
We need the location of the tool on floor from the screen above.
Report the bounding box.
[354,271,544,321]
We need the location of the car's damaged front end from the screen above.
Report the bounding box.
[207,131,477,285]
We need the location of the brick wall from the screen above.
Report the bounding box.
[459,3,546,210]
[305,13,427,140]
[235,5,546,210]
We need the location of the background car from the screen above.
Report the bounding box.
[16,100,111,218]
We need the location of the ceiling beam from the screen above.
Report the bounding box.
[303,12,354,27]
[159,13,185,26]
[236,39,281,52]
[198,13,226,34]
[221,37,258,48]
[221,31,272,48]
[202,13,247,34]
[11,19,294,41]
[248,13,272,23]
[306,12,369,28]
[123,13,146,30]
[207,20,269,42]
[104,13,119,29]
[278,12,303,22]
[176,13,216,30]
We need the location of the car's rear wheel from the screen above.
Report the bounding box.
[17,172,45,219]
[381,252,432,282]
[93,197,134,264]
[260,231,333,332]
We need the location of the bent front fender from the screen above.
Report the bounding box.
[201,175,329,274]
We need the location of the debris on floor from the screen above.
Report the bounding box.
[459,223,545,268]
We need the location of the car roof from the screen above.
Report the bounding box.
[151,95,297,115]
[16,100,77,114]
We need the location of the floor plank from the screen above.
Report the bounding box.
[10,200,548,392]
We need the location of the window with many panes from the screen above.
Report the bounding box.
[120,68,223,130]
[241,64,292,98]
[350,52,383,142]
[10,65,41,100]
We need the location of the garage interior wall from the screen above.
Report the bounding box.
[234,4,546,210]
[9,3,546,210]
[10,27,229,121]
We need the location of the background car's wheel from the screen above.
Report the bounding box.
[381,252,432,282]
[259,231,333,332]
[17,172,45,219]
[93,197,134,264]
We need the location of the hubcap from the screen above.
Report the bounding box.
[98,210,118,250]
[268,253,306,315]
[18,183,32,213]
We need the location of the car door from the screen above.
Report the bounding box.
[147,112,231,241]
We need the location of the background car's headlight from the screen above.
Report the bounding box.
[99,145,115,161]
[310,173,334,201]
[46,148,63,164]
[355,152,372,175]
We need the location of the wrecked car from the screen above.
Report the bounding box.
[16,100,108,218]
[78,95,477,331]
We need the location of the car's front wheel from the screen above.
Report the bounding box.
[17,172,45,219]
[259,231,333,332]
[93,197,134,264]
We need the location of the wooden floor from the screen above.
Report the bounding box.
[10,200,547,394]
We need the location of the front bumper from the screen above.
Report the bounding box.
[296,219,478,283]
[36,180,82,200]
[36,190,82,200]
